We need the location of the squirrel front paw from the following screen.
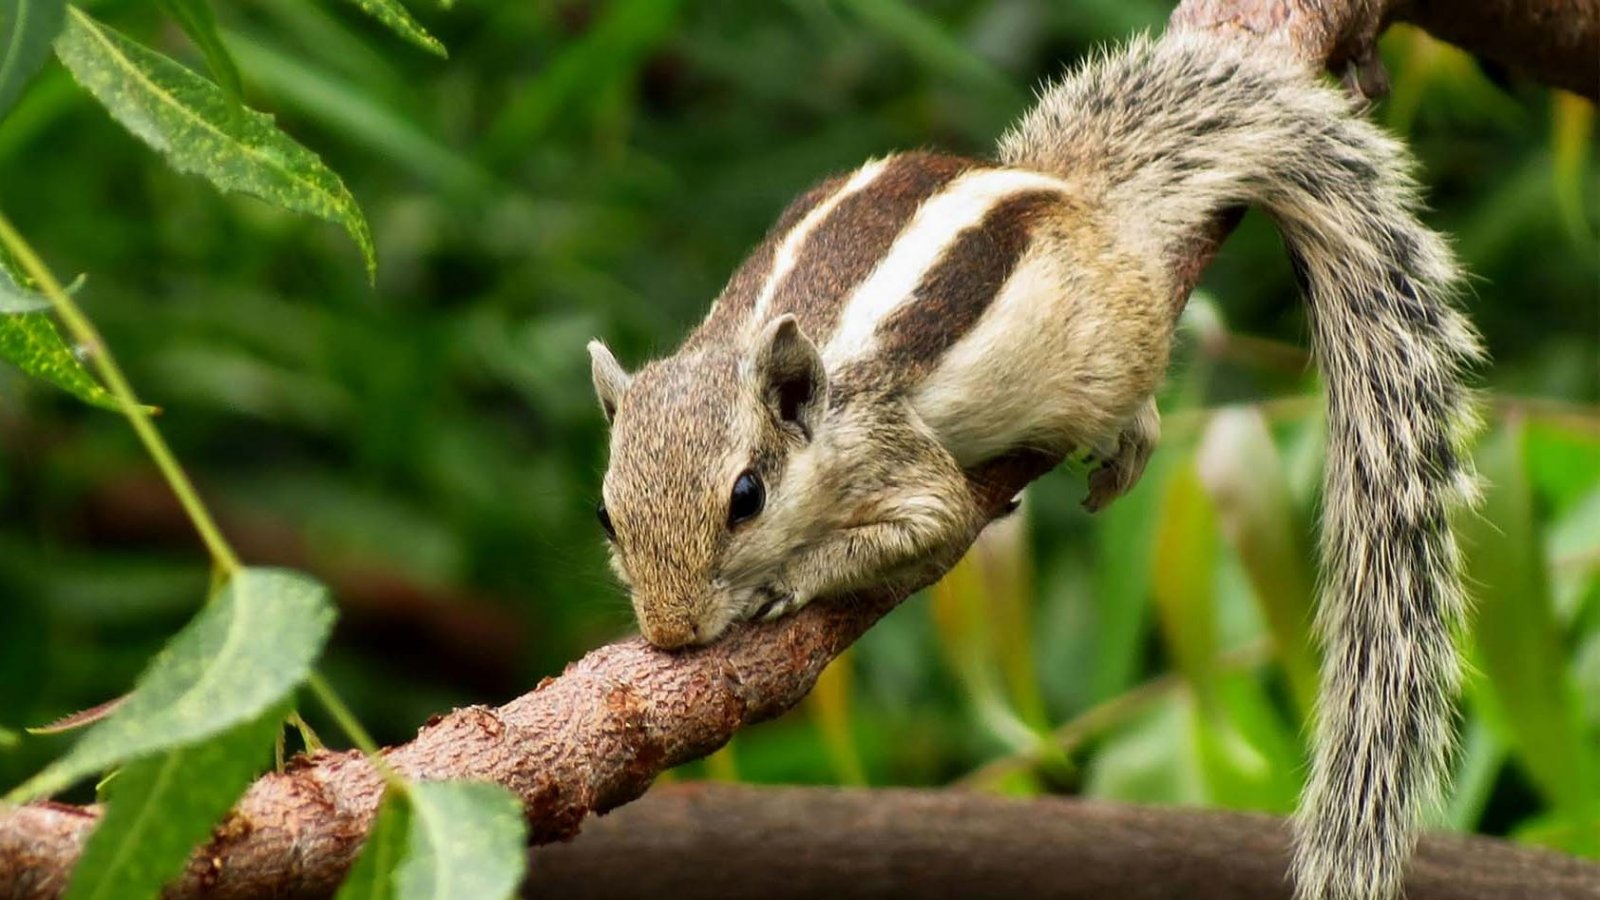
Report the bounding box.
[1084,399,1160,513]
[749,583,805,622]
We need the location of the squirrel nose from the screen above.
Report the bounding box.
[642,618,700,650]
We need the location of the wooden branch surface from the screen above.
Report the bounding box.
[1399,0,1599,101]
[2,1,1595,897]
[527,784,1600,900]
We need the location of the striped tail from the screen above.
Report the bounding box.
[1000,33,1484,900]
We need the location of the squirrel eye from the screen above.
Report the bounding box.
[728,470,765,526]
[597,501,616,541]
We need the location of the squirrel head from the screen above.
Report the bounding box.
[589,315,829,648]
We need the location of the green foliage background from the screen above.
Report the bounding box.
[1,0,1596,861]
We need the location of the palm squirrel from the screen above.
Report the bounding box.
[586,31,1482,900]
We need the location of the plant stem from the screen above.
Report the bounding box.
[0,211,242,575]
[308,672,403,788]
[0,214,392,789]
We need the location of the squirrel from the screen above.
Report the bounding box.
[586,31,1482,900]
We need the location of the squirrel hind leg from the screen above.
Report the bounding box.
[1083,397,1160,512]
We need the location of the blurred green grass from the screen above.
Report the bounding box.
[0,0,1594,853]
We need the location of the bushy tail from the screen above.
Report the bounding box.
[1001,33,1483,900]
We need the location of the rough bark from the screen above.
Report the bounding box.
[1170,0,1597,102]
[527,784,1600,900]
[1,1,1595,898]
[1399,0,1599,101]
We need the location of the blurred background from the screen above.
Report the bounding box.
[1,0,1595,855]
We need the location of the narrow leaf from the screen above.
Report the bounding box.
[1150,460,1294,808]
[0,310,129,412]
[1550,87,1594,245]
[1151,461,1220,708]
[28,694,127,735]
[1195,408,1320,716]
[340,0,446,58]
[806,650,866,786]
[1444,715,1505,832]
[484,0,683,155]
[0,0,65,119]
[154,0,243,103]
[1083,693,1206,805]
[0,257,48,311]
[226,32,487,199]
[398,781,525,900]
[53,9,375,278]
[1088,447,1175,701]
[835,0,1018,102]
[980,508,1049,730]
[1461,422,1596,818]
[930,540,1035,754]
[0,250,151,413]
[0,290,46,312]
[64,703,287,900]
[9,568,335,802]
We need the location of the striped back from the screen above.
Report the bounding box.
[688,152,1073,396]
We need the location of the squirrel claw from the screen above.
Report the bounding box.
[1084,399,1160,513]
[752,586,800,622]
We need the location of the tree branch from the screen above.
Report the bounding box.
[0,455,1047,900]
[1170,0,1598,102]
[527,784,1600,900]
[1398,0,1599,101]
[1,1,1594,897]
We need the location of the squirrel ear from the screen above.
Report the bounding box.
[752,315,828,438]
[588,340,632,423]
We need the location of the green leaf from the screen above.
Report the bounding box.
[1195,408,1320,716]
[339,0,446,58]
[1461,422,1597,821]
[1087,447,1174,701]
[930,521,1041,755]
[0,257,48,312]
[483,0,684,156]
[400,781,525,900]
[64,702,287,900]
[1150,459,1298,810]
[1198,670,1302,813]
[29,694,127,735]
[1444,715,1505,832]
[8,568,335,802]
[155,0,243,104]
[336,788,411,900]
[834,0,1019,103]
[1083,693,1206,805]
[339,781,526,900]
[805,651,867,786]
[53,8,375,279]
[0,0,65,119]
[226,31,488,199]
[1151,461,1221,708]
[1550,77,1594,246]
[0,309,129,412]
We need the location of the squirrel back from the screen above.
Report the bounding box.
[1001,33,1483,900]
[681,152,1169,468]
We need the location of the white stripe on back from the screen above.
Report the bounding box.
[750,158,891,322]
[822,168,1070,365]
